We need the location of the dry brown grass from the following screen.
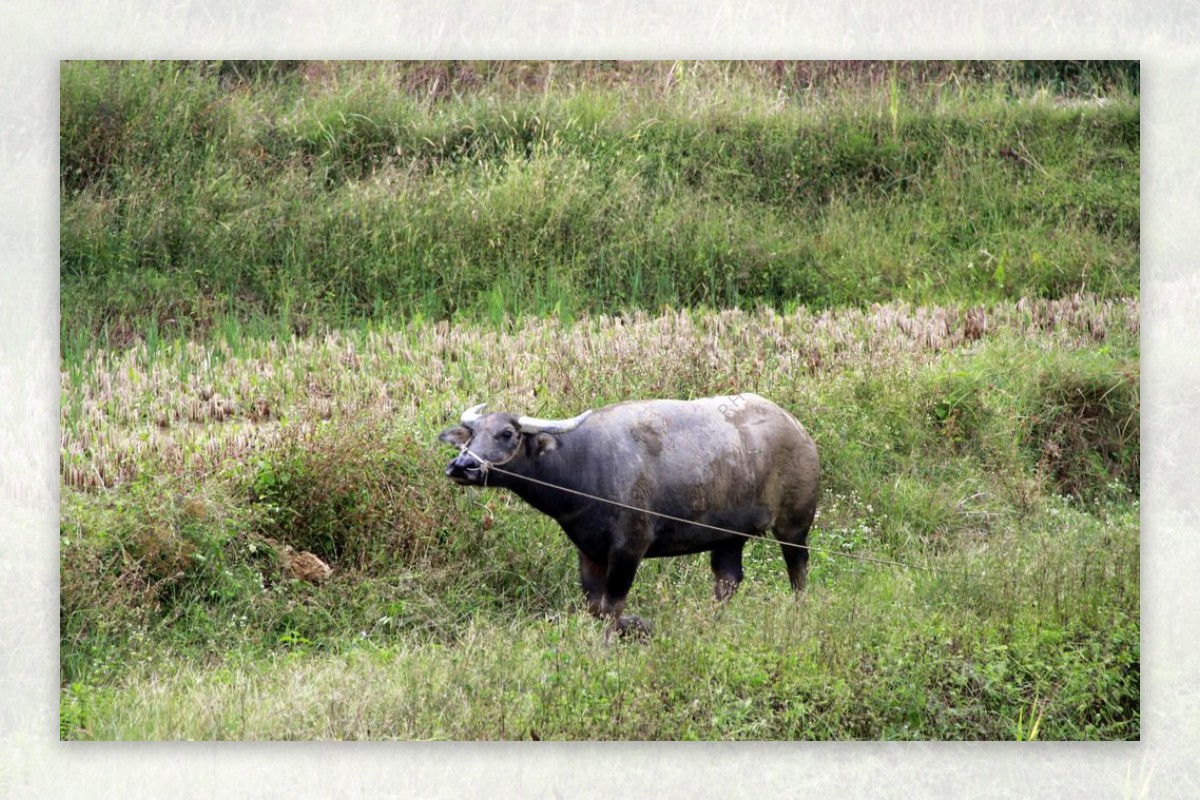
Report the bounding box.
[61,295,1138,493]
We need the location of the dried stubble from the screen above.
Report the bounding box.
[62,294,1137,493]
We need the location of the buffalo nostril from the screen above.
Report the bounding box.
[447,455,481,476]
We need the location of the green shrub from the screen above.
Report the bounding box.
[1030,354,1139,502]
[245,417,492,571]
[59,480,257,683]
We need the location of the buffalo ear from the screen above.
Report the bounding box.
[530,432,558,457]
[439,426,471,447]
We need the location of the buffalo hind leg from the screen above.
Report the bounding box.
[776,508,815,592]
[781,539,809,592]
[710,540,746,601]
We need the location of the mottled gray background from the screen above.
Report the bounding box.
[2,1,1194,797]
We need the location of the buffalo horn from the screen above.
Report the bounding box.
[517,409,593,434]
[459,403,488,424]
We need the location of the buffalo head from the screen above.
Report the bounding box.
[438,403,593,485]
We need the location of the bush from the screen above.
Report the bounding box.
[1030,355,1139,502]
[247,418,468,571]
[59,480,257,683]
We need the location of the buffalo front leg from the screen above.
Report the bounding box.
[578,551,606,616]
[599,544,652,641]
[578,549,648,638]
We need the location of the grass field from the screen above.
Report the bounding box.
[61,60,1138,350]
[59,60,1139,740]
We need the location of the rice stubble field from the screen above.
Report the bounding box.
[59,60,1140,741]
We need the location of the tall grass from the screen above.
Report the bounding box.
[60,61,1138,354]
[59,61,1139,740]
[60,297,1139,739]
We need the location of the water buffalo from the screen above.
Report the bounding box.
[438,393,819,636]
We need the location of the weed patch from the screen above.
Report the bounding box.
[1030,353,1139,502]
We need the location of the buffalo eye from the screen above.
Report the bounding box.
[498,428,514,441]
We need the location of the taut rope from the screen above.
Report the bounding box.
[457,444,928,573]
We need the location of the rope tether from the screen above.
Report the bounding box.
[457,445,929,573]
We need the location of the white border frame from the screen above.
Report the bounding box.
[4,2,1195,797]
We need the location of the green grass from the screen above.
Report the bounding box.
[62,523,1138,742]
[59,296,1139,740]
[60,60,1138,354]
[59,61,1139,740]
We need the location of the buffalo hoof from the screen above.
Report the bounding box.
[605,615,653,643]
